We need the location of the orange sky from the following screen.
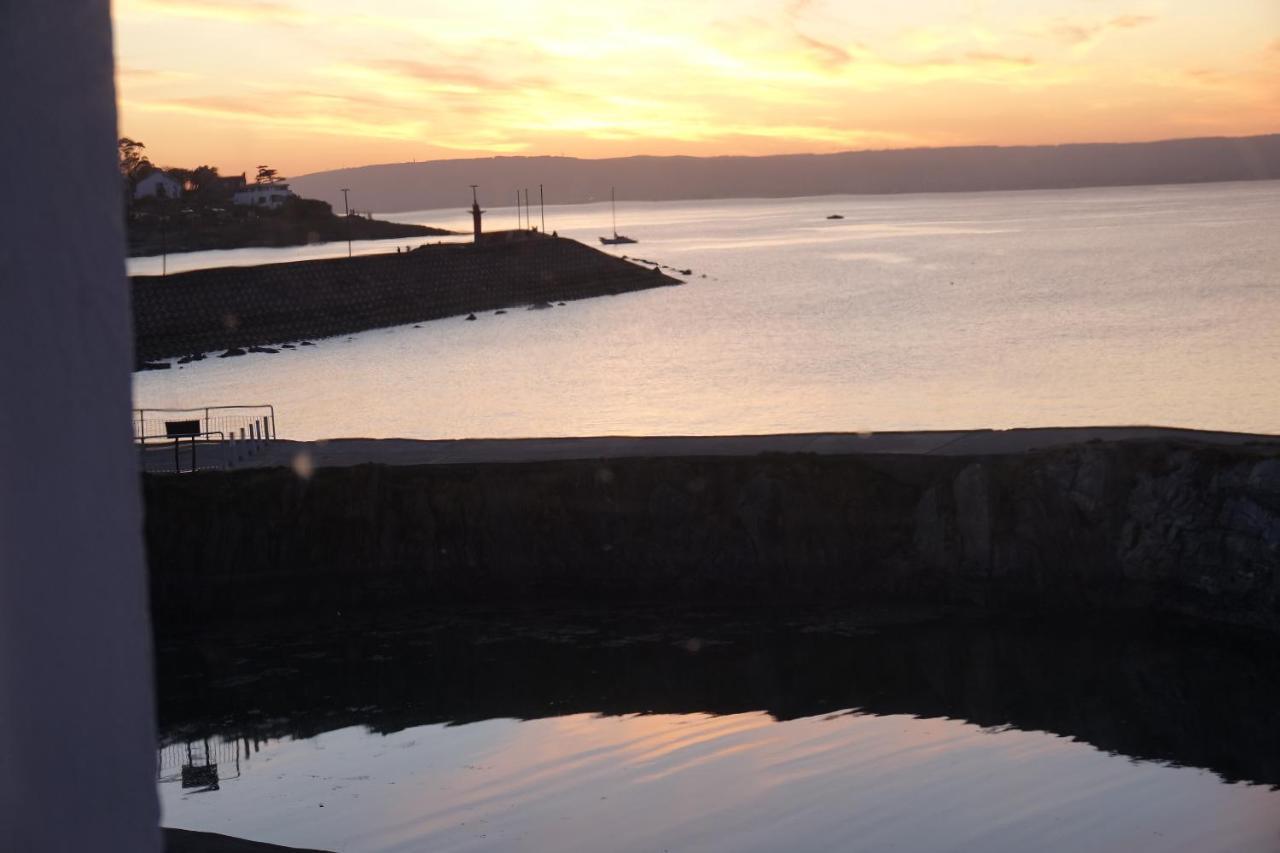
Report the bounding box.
[113,0,1280,177]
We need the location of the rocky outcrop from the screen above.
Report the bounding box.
[143,439,1280,630]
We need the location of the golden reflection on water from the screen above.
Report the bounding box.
[160,710,1280,853]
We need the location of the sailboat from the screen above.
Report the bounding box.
[599,187,637,245]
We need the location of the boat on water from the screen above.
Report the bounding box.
[826,214,844,220]
[600,188,637,245]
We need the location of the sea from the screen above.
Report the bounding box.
[131,180,1280,440]
[141,182,1280,851]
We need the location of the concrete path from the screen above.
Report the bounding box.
[139,426,1277,473]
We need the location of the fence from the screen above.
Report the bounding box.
[134,404,276,473]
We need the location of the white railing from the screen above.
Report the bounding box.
[134,404,276,472]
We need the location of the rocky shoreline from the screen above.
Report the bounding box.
[128,209,452,257]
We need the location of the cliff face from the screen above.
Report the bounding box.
[131,235,678,361]
[143,440,1280,630]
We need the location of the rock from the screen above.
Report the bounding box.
[556,302,566,306]
[679,269,692,276]
[136,361,170,371]
[177,354,205,364]
[529,302,553,310]
[248,346,279,354]
[219,348,246,358]
[495,310,507,315]
[300,341,315,346]
[466,314,477,321]
[282,343,296,349]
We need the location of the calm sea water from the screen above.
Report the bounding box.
[157,613,1280,852]
[132,181,1280,439]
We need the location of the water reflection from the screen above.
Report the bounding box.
[157,611,1280,789]
[157,738,241,792]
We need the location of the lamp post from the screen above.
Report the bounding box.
[340,188,351,257]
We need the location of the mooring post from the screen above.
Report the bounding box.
[239,427,247,459]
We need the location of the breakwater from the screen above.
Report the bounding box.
[143,437,1280,631]
[131,233,679,362]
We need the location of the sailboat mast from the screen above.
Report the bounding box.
[611,187,617,235]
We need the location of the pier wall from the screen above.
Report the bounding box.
[132,235,678,361]
[143,439,1280,631]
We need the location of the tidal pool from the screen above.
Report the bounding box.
[156,612,1280,852]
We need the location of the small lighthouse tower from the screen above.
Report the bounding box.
[469,185,484,243]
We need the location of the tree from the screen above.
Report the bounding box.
[255,165,283,185]
[189,165,225,200]
[118,137,151,181]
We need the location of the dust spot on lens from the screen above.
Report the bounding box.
[292,450,314,480]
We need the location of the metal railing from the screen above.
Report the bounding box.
[134,404,277,473]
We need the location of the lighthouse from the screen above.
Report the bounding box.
[469,185,484,243]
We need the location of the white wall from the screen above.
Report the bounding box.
[0,1,160,851]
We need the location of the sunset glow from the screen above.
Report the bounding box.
[113,0,1280,176]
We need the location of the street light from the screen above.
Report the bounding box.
[340,188,351,257]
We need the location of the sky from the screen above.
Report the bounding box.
[113,0,1280,177]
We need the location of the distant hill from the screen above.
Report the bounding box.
[291,134,1280,213]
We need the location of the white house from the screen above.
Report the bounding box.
[132,171,183,200]
[232,183,295,209]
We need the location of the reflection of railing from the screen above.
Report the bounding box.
[157,738,242,791]
[134,404,276,473]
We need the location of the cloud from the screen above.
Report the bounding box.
[117,66,197,83]
[965,51,1036,69]
[1047,14,1157,47]
[795,33,851,69]
[128,92,426,141]
[360,59,550,93]
[122,0,309,26]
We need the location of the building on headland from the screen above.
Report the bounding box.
[133,171,183,200]
[232,182,296,209]
[218,173,248,195]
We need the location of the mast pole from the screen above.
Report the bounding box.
[611,187,617,235]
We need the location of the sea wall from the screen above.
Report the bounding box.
[132,234,678,361]
[143,439,1280,630]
